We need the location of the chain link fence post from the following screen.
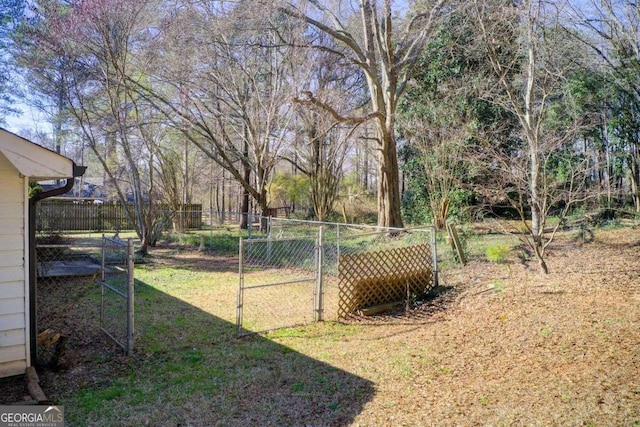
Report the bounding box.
[314,227,324,322]
[431,222,439,288]
[126,238,134,356]
[336,223,341,266]
[236,237,245,336]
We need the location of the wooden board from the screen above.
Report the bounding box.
[446,222,466,266]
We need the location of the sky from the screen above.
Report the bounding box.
[3,101,51,137]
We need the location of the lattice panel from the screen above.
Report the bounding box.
[337,243,434,318]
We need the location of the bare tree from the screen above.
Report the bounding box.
[284,39,358,221]
[132,3,298,229]
[18,0,170,253]
[277,0,451,228]
[472,0,592,273]
[291,108,353,220]
[150,125,208,233]
[568,0,640,211]
[401,123,470,230]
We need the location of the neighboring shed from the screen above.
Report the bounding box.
[0,128,85,378]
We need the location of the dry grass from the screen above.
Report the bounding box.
[1,227,639,426]
[343,227,640,426]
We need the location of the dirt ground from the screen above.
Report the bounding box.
[2,227,639,425]
[341,228,640,425]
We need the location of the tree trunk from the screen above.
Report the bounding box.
[629,147,640,213]
[529,142,548,274]
[259,201,270,233]
[221,170,226,225]
[240,139,251,229]
[630,167,640,213]
[376,116,404,228]
[363,142,369,191]
[240,189,250,229]
[533,239,549,274]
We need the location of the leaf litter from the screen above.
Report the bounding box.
[0,228,638,426]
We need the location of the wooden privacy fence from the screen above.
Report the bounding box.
[36,200,202,232]
[337,243,435,317]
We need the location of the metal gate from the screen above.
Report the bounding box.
[236,232,323,336]
[236,223,438,336]
[100,236,135,355]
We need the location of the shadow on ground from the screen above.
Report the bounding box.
[1,274,375,426]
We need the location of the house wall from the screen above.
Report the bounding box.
[0,151,29,378]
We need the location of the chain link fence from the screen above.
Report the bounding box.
[34,232,103,368]
[35,230,135,356]
[237,220,437,335]
[246,215,407,239]
[100,236,135,355]
[237,235,319,335]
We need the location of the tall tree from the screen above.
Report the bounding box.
[473,0,591,273]
[570,0,640,211]
[0,0,23,123]
[561,68,623,208]
[12,10,71,155]
[285,37,359,221]
[17,0,168,253]
[277,0,451,228]
[398,11,490,228]
[291,107,353,221]
[609,86,640,210]
[133,3,298,227]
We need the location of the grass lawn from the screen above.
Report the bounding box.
[2,226,639,426]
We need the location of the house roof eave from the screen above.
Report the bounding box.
[0,127,79,180]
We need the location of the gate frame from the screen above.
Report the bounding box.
[236,221,438,335]
[100,235,135,355]
[236,231,323,336]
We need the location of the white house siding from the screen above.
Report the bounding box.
[0,151,28,377]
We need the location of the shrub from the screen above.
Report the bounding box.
[485,244,510,263]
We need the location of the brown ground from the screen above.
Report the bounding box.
[340,228,640,425]
[2,227,639,426]
[272,227,640,425]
